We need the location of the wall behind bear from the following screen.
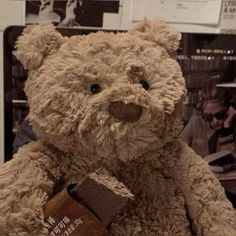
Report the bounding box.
[0,0,25,163]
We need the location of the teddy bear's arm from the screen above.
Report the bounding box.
[173,141,236,236]
[0,143,59,235]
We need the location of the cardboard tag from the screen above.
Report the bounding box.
[44,187,109,236]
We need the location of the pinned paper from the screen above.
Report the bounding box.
[132,0,222,25]
[220,0,236,34]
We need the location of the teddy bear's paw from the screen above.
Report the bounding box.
[0,209,49,236]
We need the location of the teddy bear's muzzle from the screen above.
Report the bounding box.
[108,101,143,123]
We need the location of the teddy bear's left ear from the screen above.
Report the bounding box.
[15,24,67,70]
[130,19,181,54]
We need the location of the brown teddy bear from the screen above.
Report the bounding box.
[0,19,235,235]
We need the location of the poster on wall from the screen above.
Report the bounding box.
[25,0,120,27]
[132,0,222,25]
[220,0,236,34]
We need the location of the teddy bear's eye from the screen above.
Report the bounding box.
[90,84,102,94]
[139,80,149,91]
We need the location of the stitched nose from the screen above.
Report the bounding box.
[108,101,143,123]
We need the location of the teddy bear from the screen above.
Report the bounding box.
[0,19,235,236]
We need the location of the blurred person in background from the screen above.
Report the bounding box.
[179,96,236,157]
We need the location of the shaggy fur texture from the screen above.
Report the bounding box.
[0,20,235,235]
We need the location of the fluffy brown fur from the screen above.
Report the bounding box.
[0,20,235,235]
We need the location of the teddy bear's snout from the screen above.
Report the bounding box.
[108,101,143,123]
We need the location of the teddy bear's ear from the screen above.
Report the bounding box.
[130,19,181,54]
[15,24,67,70]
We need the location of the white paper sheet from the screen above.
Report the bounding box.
[132,0,222,25]
[169,23,219,34]
[220,0,236,34]
[0,1,25,31]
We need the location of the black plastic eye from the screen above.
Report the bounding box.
[90,84,101,94]
[139,80,149,91]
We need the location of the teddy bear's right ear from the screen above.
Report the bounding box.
[15,24,67,70]
[129,19,181,54]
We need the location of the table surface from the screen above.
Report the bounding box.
[216,171,236,194]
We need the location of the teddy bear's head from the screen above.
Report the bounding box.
[15,20,186,161]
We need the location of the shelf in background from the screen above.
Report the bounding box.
[12,99,28,106]
[216,83,236,88]
[12,99,27,103]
